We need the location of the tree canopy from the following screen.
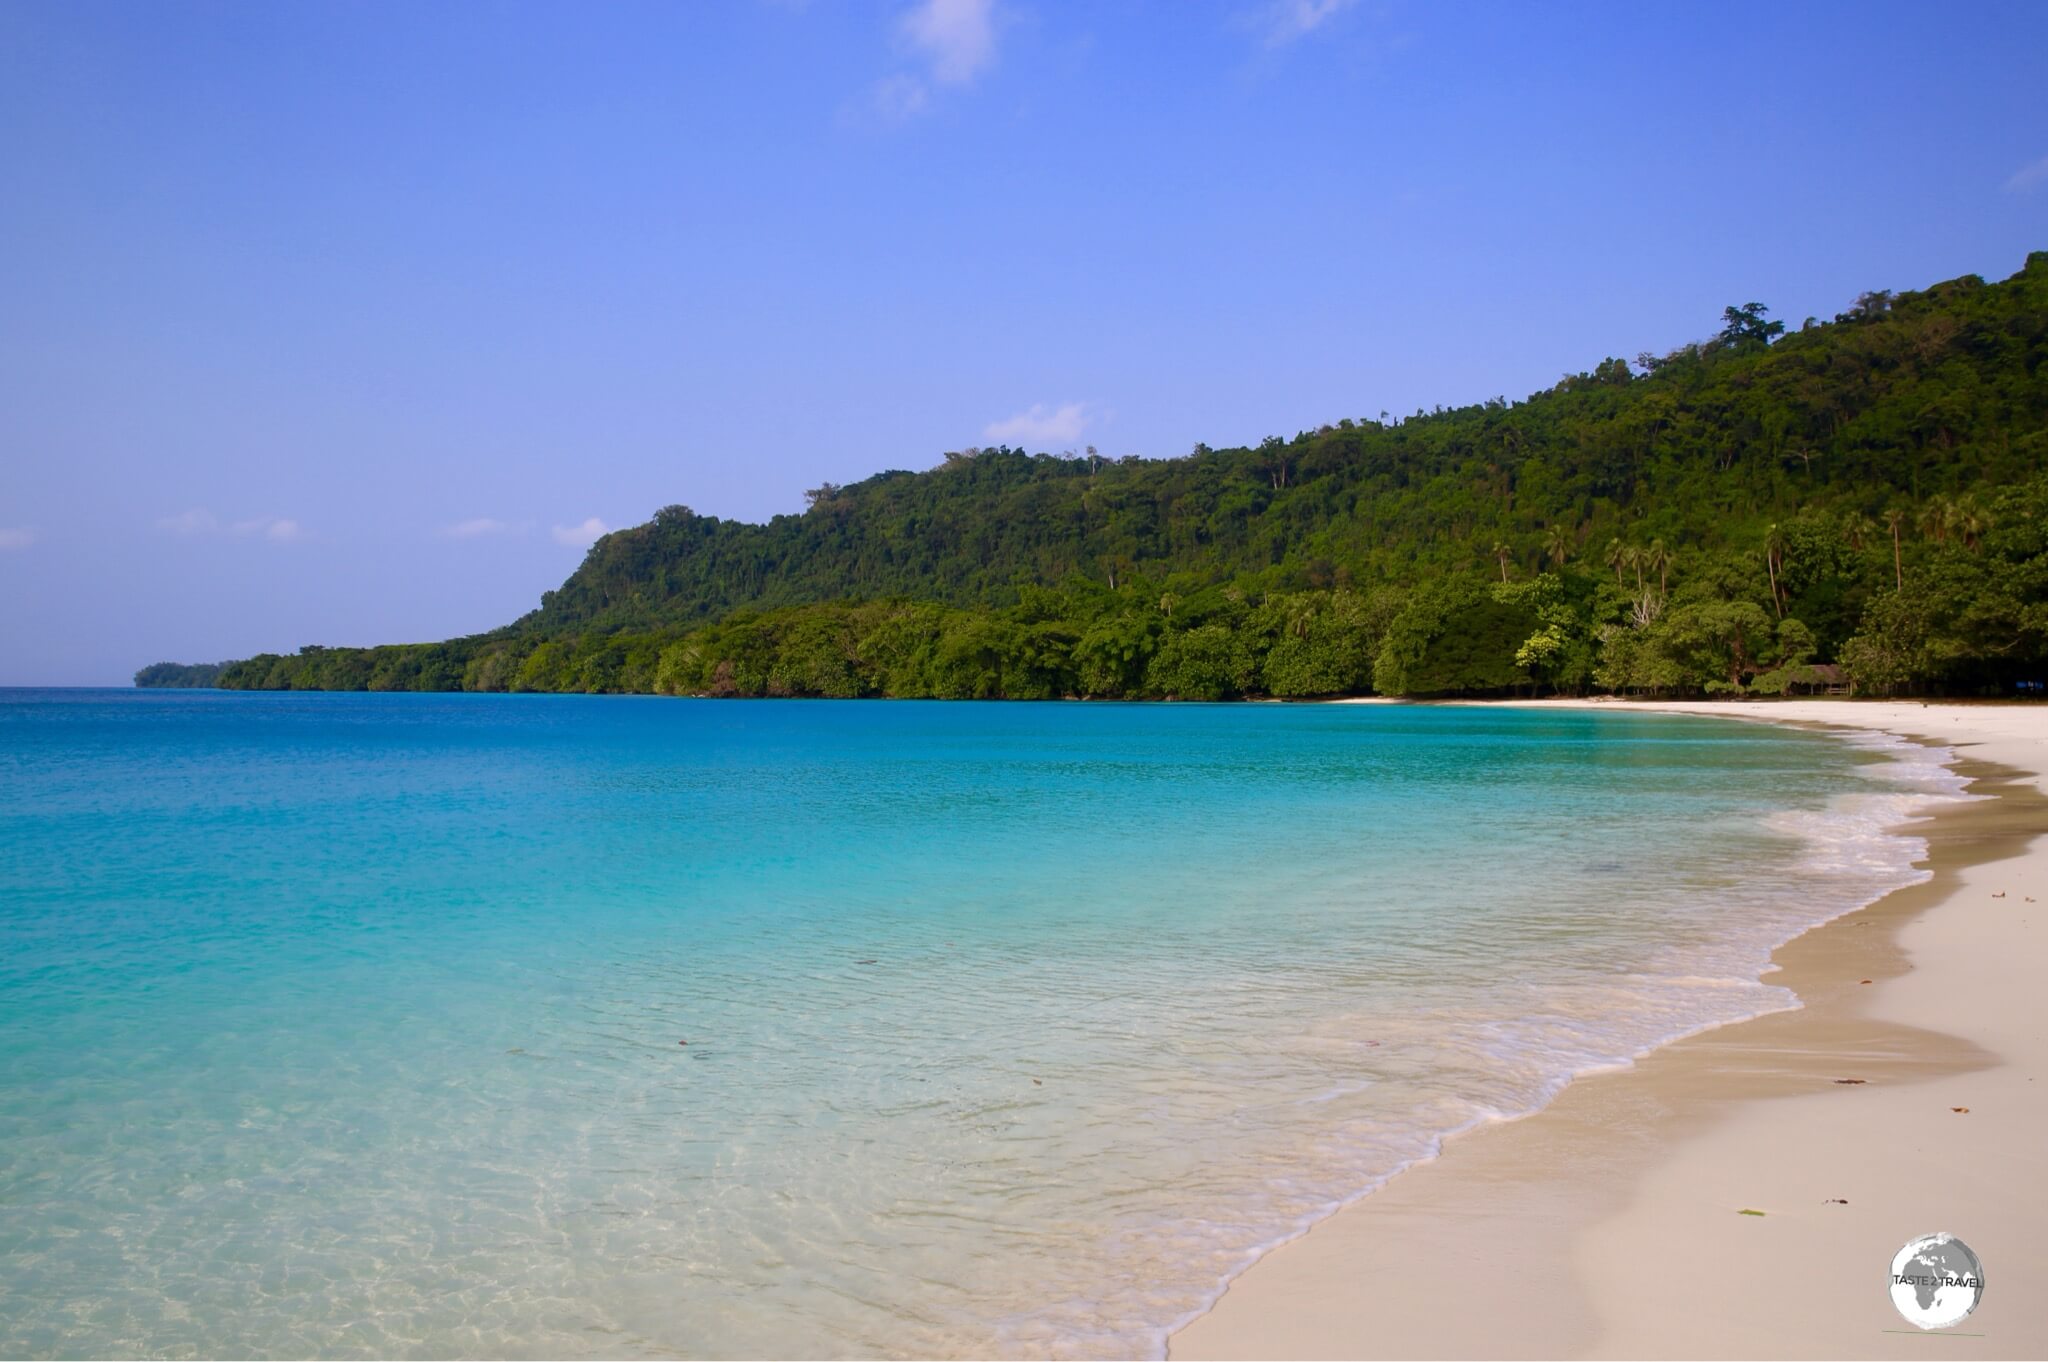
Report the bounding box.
[132,661,226,688]
[150,252,2048,701]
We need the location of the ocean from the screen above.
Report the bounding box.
[0,690,1966,1357]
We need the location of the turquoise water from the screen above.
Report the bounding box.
[0,692,1963,1358]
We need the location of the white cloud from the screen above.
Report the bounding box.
[0,526,36,551]
[157,509,300,541]
[157,508,219,535]
[870,73,931,122]
[445,517,519,539]
[232,516,302,542]
[552,517,610,548]
[2006,154,2048,193]
[859,0,995,123]
[1260,0,1358,45]
[983,401,1090,446]
[901,0,995,85]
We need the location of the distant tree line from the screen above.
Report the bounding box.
[133,661,226,688]
[145,253,2048,700]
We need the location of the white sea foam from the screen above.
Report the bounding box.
[1135,727,1976,1360]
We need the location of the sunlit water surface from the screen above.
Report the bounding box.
[0,692,1965,1357]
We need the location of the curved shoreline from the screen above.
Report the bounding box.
[1171,699,2048,1359]
[1149,722,1961,1356]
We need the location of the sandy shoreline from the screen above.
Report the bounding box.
[1170,699,2048,1359]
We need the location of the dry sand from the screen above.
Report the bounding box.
[1170,700,2048,1359]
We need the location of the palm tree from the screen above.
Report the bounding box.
[1645,538,1672,599]
[1492,541,1513,582]
[1543,523,1574,568]
[1604,538,1628,587]
[1841,512,1876,552]
[1762,523,1787,618]
[1953,495,1993,552]
[1279,595,1317,638]
[1917,496,1955,545]
[1625,544,1646,596]
[1883,508,1907,589]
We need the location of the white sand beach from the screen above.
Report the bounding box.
[1172,700,2048,1359]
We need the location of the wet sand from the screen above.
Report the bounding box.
[1172,700,2048,1359]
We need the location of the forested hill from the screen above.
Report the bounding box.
[177,251,2048,699]
[522,255,2046,633]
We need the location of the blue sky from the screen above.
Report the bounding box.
[2,0,2045,684]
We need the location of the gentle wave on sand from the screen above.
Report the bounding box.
[0,692,1964,1357]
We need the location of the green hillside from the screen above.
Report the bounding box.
[171,252,2048,699]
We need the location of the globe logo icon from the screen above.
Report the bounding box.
[1888,1233,1984,1330]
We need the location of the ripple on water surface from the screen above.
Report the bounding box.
[0,692,1966,1357]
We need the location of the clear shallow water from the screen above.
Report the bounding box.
[0,691,1965,1358]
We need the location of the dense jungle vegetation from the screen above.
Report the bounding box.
[143,253,2048,700]
[130,661,226,688]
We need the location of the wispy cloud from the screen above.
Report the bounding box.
[233,516,303,542]
[444,517,523,539]
[861,0,996,123]
[0,526,37,551]
[2006,154,2048,193]
[1258,0,1358,45]
[552,517,610,548]
[984,401,1090,445]
[903,0,996,84]
[156,508,219,535]
[157,508,301,542]
[870,73,930,121]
